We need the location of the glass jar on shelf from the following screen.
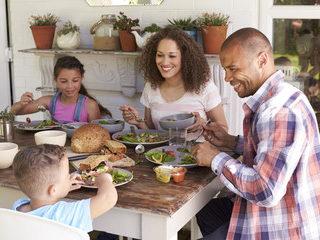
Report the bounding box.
[90,14,120,51]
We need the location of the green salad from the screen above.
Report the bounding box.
[115,132,168,143]
[179,154,196,165]
[80,164,132,186]
[144,150,176,163]
[99,120,123,125]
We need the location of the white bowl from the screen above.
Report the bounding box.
[0,142,19,169]
[91,118,125,134]
[159,113,195,130]
[34,130,67,146]
[61,122,87,138]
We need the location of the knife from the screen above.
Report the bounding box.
[68,154,92,161]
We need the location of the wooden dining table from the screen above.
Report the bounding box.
[0,126,225,240]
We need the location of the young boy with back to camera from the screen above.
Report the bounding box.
[12,144,118,235]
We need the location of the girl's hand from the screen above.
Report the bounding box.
[69,172,83,191]
[186,112,206,132]
[20,92,34,106]
[120,105,144,125]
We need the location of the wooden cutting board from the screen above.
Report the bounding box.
[65,146,98,158]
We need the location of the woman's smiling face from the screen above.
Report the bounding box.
[155,38,182,81]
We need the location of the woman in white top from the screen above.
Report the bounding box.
[120,27,228,139]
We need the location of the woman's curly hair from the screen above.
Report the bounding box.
[139,26,211,94]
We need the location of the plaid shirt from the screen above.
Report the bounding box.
[212,71,320,239]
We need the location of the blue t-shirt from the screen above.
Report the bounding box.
[13,198,92,232]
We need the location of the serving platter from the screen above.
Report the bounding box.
[112,129,169,146]
[77,168,133,188]
[144,145,198,168]
[15,120,61,131]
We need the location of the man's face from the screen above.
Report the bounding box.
[219,45,264,98]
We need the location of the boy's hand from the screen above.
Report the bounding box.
[69,172,83,191]
[95,173,113,187]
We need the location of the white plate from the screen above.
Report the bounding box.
[112,129,169,146]
[145,145,198,168]
[78,168,133,188]
[16,120,61,131]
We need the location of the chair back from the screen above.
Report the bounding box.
[0,208,90,240]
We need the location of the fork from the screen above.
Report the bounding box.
[36,104,46,112]
[189,119,212,146]
[127,109,145,122]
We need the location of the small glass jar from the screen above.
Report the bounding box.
[90,14,120,50]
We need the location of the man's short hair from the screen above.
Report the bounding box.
[13,144,66,198]
[221,27,273,57]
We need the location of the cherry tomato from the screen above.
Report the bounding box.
[49,123,56,126]
[166,150,175,157]
[26,117,31,123]
[116,136,121,140]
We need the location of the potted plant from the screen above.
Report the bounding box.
[197,12,230,54]
[168,18,199,41]
[56,20,80,50]
[0,106,15,141]
[132,23,161,49]
[114,11,140,52]
[29,13,60,49]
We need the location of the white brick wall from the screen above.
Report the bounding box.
[8,0,259,134]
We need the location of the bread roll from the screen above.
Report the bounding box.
[71,123,110,153]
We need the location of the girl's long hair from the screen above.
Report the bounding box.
[53,56,112,117]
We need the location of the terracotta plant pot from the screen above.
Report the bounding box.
[118,30,137,52]
[201,25,227,54]
[30,25,56,49]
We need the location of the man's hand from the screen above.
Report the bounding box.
[203,122,238,151]
[69,172,83,191]
[191,142,220,167]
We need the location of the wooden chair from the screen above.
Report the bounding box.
[0,208,90,240]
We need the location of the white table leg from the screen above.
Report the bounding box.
[191,216,202,240]
[141,214,177,240]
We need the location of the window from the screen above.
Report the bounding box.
[261,1,320,125]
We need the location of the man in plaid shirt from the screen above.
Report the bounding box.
[192,27,320,239]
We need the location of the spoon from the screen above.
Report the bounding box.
[135,144,145,164]
[135,144,145,154]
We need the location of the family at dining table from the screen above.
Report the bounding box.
[9,26,320,240]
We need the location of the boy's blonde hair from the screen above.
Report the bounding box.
[13,144,66,198]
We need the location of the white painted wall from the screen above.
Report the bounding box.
[0,0,11,110]
[7,0,259,134]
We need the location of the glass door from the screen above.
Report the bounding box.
[260,0,320,125]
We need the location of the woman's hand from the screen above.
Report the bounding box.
[20,92,34,106]
[186,112,206,132]
[69,172,83,191]
[120,105,144,126]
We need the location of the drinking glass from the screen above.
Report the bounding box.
[169,128,187,146]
